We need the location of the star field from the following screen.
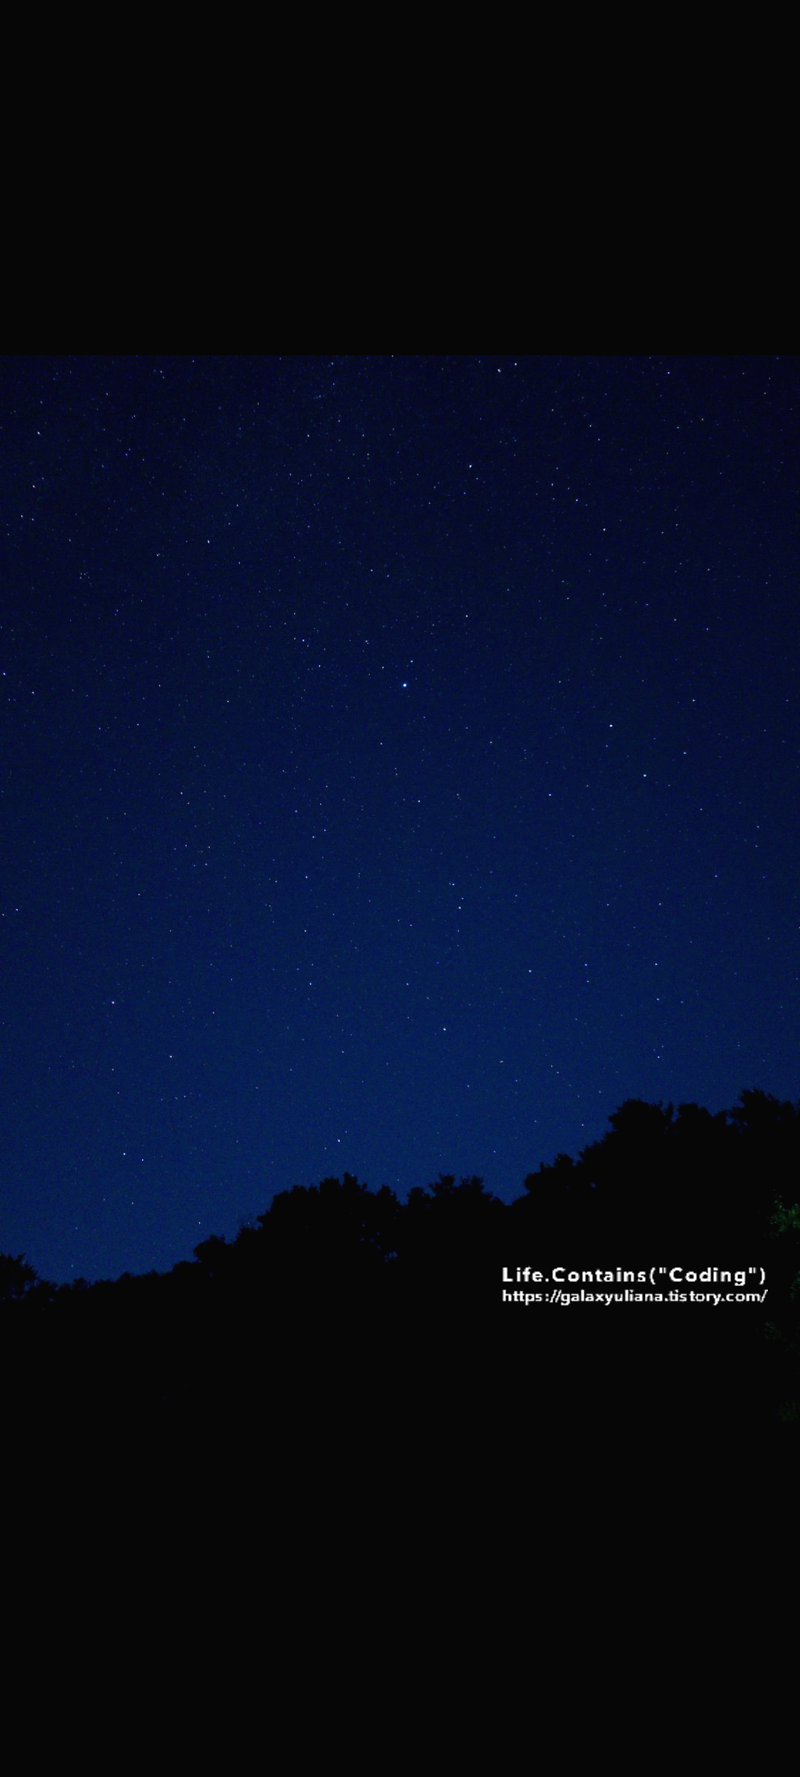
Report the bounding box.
[1,354,797,1280]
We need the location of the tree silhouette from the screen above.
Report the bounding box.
[0,1253,38,1303]
[3,1087,799,1439]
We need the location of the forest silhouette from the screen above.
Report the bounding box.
[4,1090,800,1449]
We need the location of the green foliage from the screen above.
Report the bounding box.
[770,1198,800,1237]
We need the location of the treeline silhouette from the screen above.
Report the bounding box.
[4,1090,800,1445]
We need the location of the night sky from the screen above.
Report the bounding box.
[1,355,797,1284]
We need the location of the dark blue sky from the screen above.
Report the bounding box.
[1,355,797,1281]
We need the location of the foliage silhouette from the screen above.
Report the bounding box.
[0,1253,38,1302]
[3,1087,799,1441]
